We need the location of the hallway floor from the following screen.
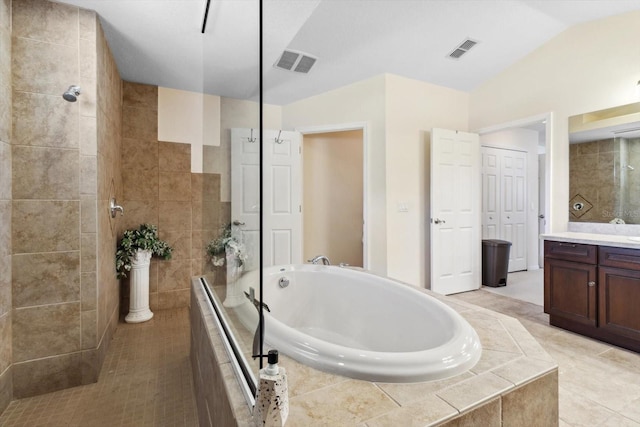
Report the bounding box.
[0,308,197,427]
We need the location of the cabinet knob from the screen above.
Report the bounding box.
[588,281,596,287]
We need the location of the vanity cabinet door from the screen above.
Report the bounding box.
[544,258,597,327]
[598,266,640,341]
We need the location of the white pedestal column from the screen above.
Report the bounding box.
[223,247,244,308]
[125,249,154,323]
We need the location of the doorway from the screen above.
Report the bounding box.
[302,130,364,266]
[478,113,551,272]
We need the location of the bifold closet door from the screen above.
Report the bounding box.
[481,147,527,272]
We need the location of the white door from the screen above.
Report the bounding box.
[231,128,302,269]
[481,147,527,272]
[231,128,261,271]
[482,150,500,239]
[501,151,527,272]
[430,128,481,295]
[262,130,302,266]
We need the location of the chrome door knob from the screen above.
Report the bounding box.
[434,218,446,224]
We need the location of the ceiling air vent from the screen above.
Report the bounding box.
[274,50,318,73]
[447,38,479,60]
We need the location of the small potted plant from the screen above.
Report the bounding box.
[116,223,172,323]
[206,224,247,269]
[206,224,248,307]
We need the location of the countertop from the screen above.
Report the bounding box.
[541,231,640,249]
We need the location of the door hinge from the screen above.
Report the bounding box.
[299,205,302,213]
[299,146,301,154]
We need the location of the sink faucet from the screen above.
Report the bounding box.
[308,255,330,265]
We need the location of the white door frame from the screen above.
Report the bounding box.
[295,122,369,270]
[476,112,553,270]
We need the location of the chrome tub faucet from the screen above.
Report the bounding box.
[308,255,330,265]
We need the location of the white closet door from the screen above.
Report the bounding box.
[481,147,527,273]
[501,151,527,272]
[482,150,500,239]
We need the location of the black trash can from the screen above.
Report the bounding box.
[482,239,512,287]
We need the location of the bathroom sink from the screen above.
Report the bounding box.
[628,237,640,242]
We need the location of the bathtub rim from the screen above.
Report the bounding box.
[260,264,483,383]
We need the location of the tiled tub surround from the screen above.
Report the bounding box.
[191,281,559,426]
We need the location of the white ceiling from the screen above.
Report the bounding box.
[56,0,640,105]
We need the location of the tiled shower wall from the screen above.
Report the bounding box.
[0,0,12,414]
[569,139,618,222]
[9,0,121,398]
[121,82,226,311]
[95,9,122,383]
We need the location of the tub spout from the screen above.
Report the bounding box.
[308,255,330,265]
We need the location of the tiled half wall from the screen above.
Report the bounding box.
[121,82,229,312]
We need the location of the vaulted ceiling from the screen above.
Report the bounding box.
[56,0,640,105]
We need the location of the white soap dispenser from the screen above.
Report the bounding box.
[254,349,289,427]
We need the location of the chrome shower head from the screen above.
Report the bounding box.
[62,85,81,102]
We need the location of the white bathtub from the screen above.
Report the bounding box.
[260,264,482,383]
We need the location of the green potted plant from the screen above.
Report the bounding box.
[116,223,172,323]
[206,224,247,268]
[206,224,248,307]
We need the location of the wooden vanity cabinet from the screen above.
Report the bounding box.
[598,246,640,344]
[544,240,640,352]
[543,241,597,327]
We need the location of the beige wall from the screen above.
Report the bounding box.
[0,0,11,413]
[470,10,640,233]
[283,74,469,287]
[384,74,469,286]
[157,87,221,173]
[283,75,388,275]
[303,130,363,267]
[9,0,118,397]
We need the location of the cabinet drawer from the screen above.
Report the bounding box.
[544,240,597,264]
[599,246,640,270]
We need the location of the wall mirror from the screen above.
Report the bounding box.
[569,102,640,224]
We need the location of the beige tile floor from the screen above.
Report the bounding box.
[450,270,640,427]
[1,272,640,426]
[0,308,197,427]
